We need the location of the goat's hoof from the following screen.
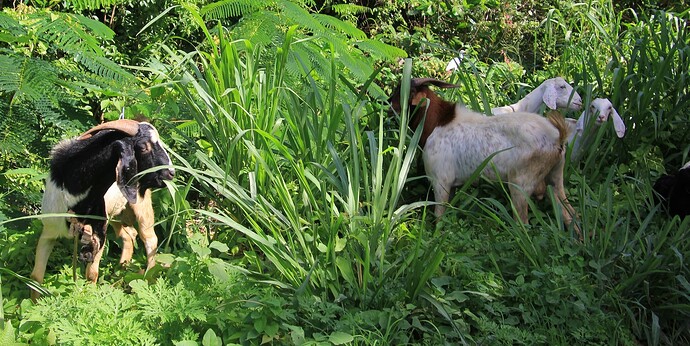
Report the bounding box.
[79,250,94,262]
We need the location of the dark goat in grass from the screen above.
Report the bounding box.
[654,161,690,218]
[31,120,174,300]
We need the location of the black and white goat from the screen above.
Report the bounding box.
[390,78,579,235]
[31,119,174,298]
[653,161,690,218]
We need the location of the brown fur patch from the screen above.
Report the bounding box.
[546,110,568,145]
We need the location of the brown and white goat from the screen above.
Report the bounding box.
[390,78,579,233]
[32,120,174,300]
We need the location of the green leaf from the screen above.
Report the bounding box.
[328,331,354,345]
[173,341,199,346]
[202,329,222,346]
[207,259,231,282]
[0,321,24,346]
[209,241,229,253]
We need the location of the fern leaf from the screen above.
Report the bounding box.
[354,39,408,61]
[331,4,370,17]
[312,14,365,40]
[230,12,281,47]
[9,56,60,103]
[201,0,271,20]
[0,11,28,43]
[0,54,23,95]
[276,0,326,35]
[73,52,136,85]
[33,12,114,55]
[68,0,130,11]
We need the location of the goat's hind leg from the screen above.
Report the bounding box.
[30,226,59,301]
[546,161,581,238]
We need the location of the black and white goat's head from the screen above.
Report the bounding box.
[53,119,175,203]
[31,120,175,299]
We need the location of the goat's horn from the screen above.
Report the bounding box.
[78,119,140,140]
[412,78,460,89]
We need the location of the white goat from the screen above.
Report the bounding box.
[389,78,579,235]
[491,77,583,115]
[567,98,626,162]
[529,98,626,201]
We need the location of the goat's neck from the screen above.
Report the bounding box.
[510,85,544,113]
[411,93,456,147]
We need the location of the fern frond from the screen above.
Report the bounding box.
[70,12,116,39]
[312,14,365,40]
[73,52,136,85]
[68,0,130,11]
[230,12,281,47]
[0,11,27,43]
[331,4,370,17]
[0,54,23,95]
[276,0,326,35]
[201,0,271,20]
[32,12,114,55]
[0,55,61,104]
[354,39,408,61]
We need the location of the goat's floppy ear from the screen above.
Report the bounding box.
[115,140,139,204]
[610,107,626,138]
[542,81,558,110]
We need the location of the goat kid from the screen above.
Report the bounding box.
[568,98,626,163]
[32,120,174,299]
[491,77,583,115]
[390,78,578,234]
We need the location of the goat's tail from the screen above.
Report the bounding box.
[546,110,568,145]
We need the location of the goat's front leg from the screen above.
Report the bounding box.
[114,222,137,266]
[132,189,158,271]
[85,238,105,282]
[509,184,531,224]
[432,181,452,216]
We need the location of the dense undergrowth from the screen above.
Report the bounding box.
[1,0,689,345]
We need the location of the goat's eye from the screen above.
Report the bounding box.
[560,85,566,89]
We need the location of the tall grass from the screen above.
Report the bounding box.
[154,10,446,316]
[7,1,689,344]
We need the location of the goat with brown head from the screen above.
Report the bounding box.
[389,78,460,147]
[390,78,580,237]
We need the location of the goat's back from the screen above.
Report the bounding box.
[423,105,564,182]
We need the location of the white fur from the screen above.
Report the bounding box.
[40,179,91,238]
[423,104,577,233]
[146,127,174,168]
[492,77,583,115]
